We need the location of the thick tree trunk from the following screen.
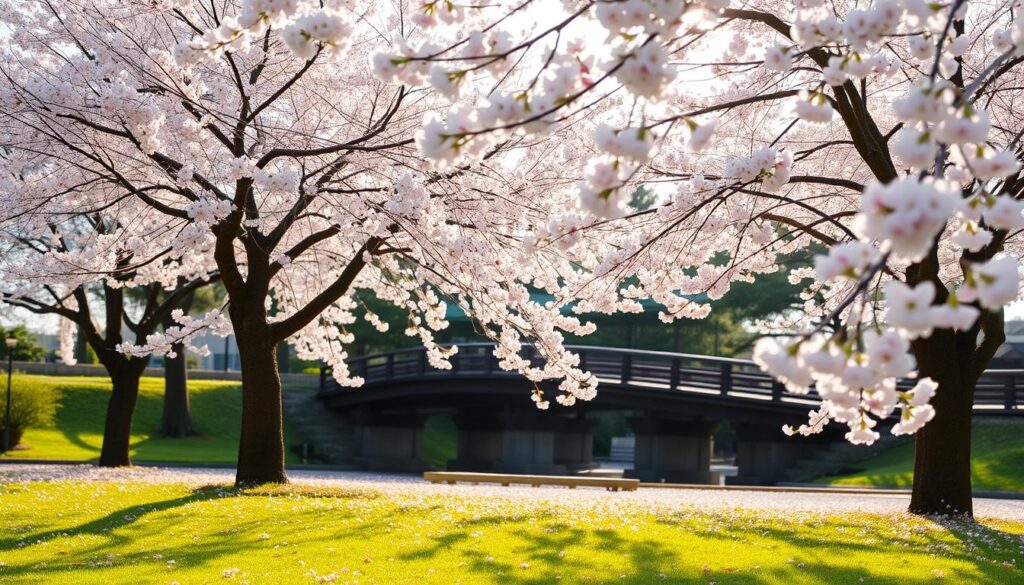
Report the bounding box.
[234,322,287,485]
[98,361,147,467]
[909,330,977,516]
[160,341,193,437]
[277,342,290,374]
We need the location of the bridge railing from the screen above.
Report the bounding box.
[322,343,1024,412]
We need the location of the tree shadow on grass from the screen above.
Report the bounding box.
[0,484,231,551]
[4,488,1023,585]
[930,515,1024,566]
[2,482,365,551]
[398,510,1024,584]
[974,451,1024,492]
[0,488,387,582]
[46,381,239,460]
[393,513,722,583]
[51,385,108,457]
[672,512,1022,584]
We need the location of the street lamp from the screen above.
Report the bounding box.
[3,337,15,453]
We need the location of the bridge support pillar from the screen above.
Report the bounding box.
[729,423,822,485]
[351,411,432,472]
[448,411,504,472]
[554,416,596,472]
[625,417,719,484]
[493,412,596,475]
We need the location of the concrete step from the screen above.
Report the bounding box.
[282,391,358,468]
[607,436,636,463]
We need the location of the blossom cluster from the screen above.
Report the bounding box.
[117,310,233,360]
[754,332,937,444]
[724,147,793,192]
[175,0,358,66]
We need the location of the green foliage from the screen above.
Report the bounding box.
[628,185,657,211]
[422,413,457,468]
[325,252,813,359]
[0,481,1021,584]
[347,290,424,355]
[0,375,305,464]
[590,411,632,456]
[0,325,46,362]
[558,252,815,357]
[69,328,99,364]
[0,372,57,447]
[816,418,1024,492]
[190,281,226,313]
[287,354,323,373]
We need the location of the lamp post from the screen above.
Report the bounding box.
[3,337,15,453]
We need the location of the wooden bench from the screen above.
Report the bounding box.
[423,471,639,491]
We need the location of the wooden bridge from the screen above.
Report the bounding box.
[316,344,1022,485]
[320,343,1024,413]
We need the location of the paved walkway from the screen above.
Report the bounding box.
[3,463,1023,521]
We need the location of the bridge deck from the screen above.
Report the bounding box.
[320,343,1024,414]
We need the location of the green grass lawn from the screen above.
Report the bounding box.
[0,481,1020,584]
[816,418,1024,492]
[0,375,308,465]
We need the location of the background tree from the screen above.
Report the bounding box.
[159,290,196,438]
[0,0,602,486]
[126,282,224,437]
[0,325,46,362]
[72,324,95,365]
[0,212,216,466]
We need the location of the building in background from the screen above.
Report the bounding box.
[996,321,1024,368]
[189,331,241,371]
[32,331,243,371]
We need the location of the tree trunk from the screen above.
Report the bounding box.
[234,323,287,485]
[277,342,290,374]
[160,293,195,438]
[160,341,193,437]
[98,361,147,467]
[909,329,977,516]
[74,324,91,364]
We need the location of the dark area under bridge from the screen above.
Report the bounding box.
[317,344,1024,485]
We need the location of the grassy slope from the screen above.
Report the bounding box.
[816,418,1024,491]
[0,375,308,464]
[0,481,1021,584]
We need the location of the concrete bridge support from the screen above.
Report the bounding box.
[351,410,432,472]
[553,417,595,471]
[447,411,504,472]
[447,410,596,475]
[729,423,824,485]
[625,417,719,484]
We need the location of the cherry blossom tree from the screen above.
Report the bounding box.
[3,0,1022,514]
[372,0,1024,516]
[0,202,215,465]
[0,0,598,485]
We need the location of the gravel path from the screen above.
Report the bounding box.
[3,463,1023,521]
